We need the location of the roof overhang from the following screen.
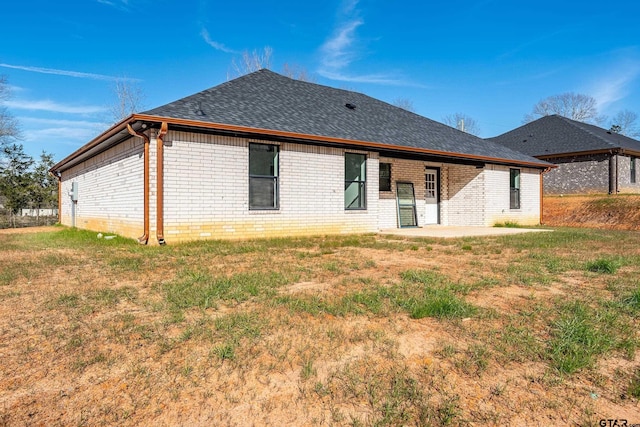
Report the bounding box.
[50,115,143,174]
[51,114,554,173]
[536,147,640,160]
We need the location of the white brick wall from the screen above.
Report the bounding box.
[378,157,441,228]
[378,158,486,227]
[60,137,144,238]
[484,165,541,226]
[159,132,380,241]
[377,158,542,228]
[57,130,542,242]
[445,165,485,226]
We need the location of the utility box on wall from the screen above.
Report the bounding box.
[70,182,78,202]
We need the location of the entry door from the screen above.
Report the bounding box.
[396,182,418,227]
[425,169,439,224]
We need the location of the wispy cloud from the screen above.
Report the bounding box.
[17,117,109,148]
[4,84,25,94]
[320,18,364,71]
[0,63,140,82]
[18,117,109,128]
[318,0,363,78]
[497,29,567,61]
[6,99,107,114]
[493,66,565,87]
[340,0,360,17]
[319,70,427,87]
[317,0,419,87]
[96,0,130,12]
[23,127,102,146]
[588,54,640,112]
[200,28,238,54]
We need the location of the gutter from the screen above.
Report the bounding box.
[49,114,555,243]
[132,114,554,170]
[537,148,640,161]
[156,122,168,245]
[50,115,134,174]
[52,114,554,173]
[126,124,150,244]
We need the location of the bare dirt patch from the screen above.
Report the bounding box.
[544,194,640,230]
[1,229,639,425]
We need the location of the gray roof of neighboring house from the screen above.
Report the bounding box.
[143,69,547,166]
[488,114,640,157]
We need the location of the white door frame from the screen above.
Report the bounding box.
[425,167,440,224]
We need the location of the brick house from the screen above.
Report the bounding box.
[489,115,640,195]
[51,70,550,244]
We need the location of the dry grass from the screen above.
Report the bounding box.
[1,226,639,425]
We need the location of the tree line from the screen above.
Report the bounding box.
[0,76,58,228]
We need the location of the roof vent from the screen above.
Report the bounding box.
[194,102,205,116]
[345,103,357,110]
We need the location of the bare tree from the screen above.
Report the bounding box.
[0,76,21,148]
[442,113,481,136]
[609,109,639,138]
[523,92,601,124]
[392,98,416,113]
[228,47,273,79]
[110,78,145,123]
[281,63,316,82]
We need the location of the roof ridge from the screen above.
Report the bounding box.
[556,115,640,151]
[136,68,549,168]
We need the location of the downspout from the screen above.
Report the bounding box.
[126,124,150,245]
[540,167,552,225]
[156,122,168,245]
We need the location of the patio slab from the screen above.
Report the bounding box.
[379,226,552,239]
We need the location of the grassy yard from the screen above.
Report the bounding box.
[0,226,639,425]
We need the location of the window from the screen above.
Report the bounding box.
[632,157,637,184]
[345,153,366,209]
[379,163,391,191]
[249,143,278,209]
[510,168,520,209]
[425,171,436,199]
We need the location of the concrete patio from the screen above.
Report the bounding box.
[379,226,553,239]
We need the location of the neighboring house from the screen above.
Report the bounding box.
[489,115,640,195]
[51,70,550,244]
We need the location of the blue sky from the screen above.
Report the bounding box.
[2,0,639,160]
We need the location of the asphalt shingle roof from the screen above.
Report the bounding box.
[488,114,640,157]
[143,69,546,166]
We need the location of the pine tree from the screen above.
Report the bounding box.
[0,143,34,226]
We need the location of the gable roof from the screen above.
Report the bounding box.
[142,69,546,166]
[488,114,640,158]
[53,70,550,173]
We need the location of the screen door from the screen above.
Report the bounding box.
[396,182,418,227]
